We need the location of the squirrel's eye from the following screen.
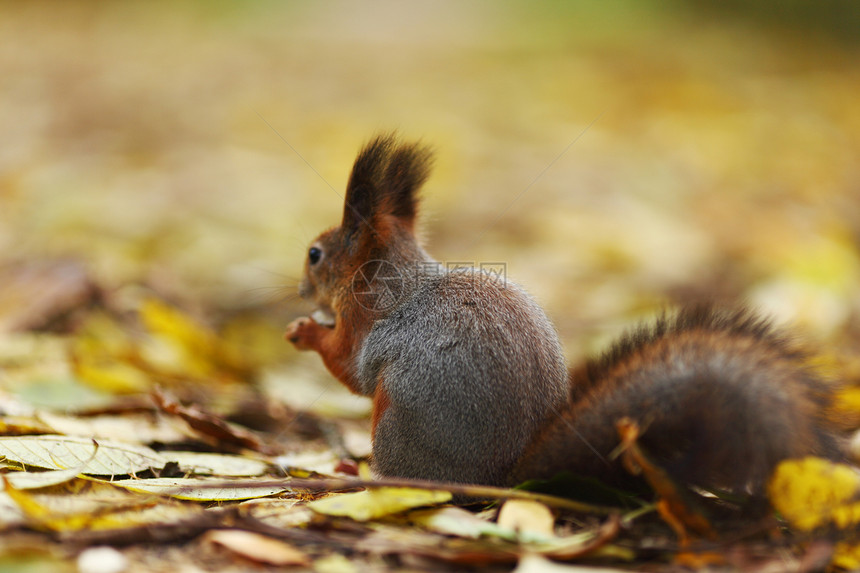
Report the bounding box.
[308,246,322,265]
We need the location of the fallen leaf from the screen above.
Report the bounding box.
[70,355,152,394]
[529,515,624,561]
[513,553,629,572]
[339,424,373,458]
[140,298,252,379]
[833,541,860,570]
[410,506,513,540]
[497,499,555,543]
[0,259,97,333]
[164,451,269,477]
[308,487,452,521]
[69,313,151,394]
[105,477,287,501]
[0,491,26,527]
[364,517,627,565]
[768,457,860,531]
[359,524,520,565]
[3,475,202,533]
[273,449,342,476]
[312,553,359,573]
[835,386,860,420]
[152,387,274,454]
[205,529,311,566]
[0,466,82,490]
[0,435,168,475]
[37,410,188,445]
[334,458,360,476]
[0,415,54,436]
[139,298,217,374]
[239,498,315,528]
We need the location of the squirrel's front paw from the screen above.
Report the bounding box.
[285,317,323,350]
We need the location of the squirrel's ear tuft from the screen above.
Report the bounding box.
[342,133,434,233]
[381,138,434,224]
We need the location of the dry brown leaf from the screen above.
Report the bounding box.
[238,498,315,529]
[152,387,275,454]
[204,529,311,566]
[0,259,97,333]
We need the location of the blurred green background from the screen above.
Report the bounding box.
[2,0,859,363]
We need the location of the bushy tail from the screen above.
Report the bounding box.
[511,306,844,494]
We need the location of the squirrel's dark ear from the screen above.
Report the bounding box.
[342,136,389,233]
[380,140,433,227]
[342,133,433,233]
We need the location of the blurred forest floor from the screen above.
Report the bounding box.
[1,1,860,571]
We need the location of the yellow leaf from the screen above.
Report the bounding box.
[69,313,150,393]
[4,477,203,533]
[835,386,860,416]
[70,358,151,394]
[139,298,218,378]
[357,461,373,480]
[138,298,255,381]
[308,487,452,521]
[834,541,860,570]
[218,315,283,369]
[3,476,63,523]
[782,232,860,293]
[768,457,860,531]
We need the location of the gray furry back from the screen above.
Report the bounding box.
[357,269,568,485]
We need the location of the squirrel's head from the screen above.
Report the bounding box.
[298,133,434,324]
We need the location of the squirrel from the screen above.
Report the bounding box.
[285,133,843,497]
